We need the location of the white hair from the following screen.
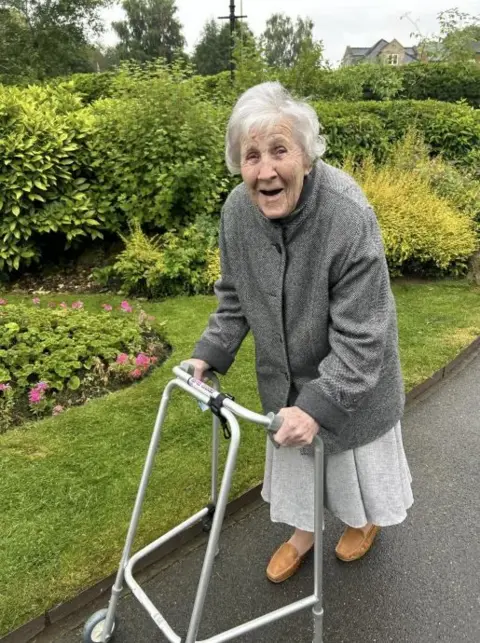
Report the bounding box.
[225,81,326,175]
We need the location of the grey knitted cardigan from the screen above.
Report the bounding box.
[193,159,405,455]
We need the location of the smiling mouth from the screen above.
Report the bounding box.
[259,188,283,197]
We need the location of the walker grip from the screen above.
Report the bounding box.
[180,360,216,383]
[266,412,284,449]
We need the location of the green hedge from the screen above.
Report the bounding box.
[1,68,479,274]
[397,63,480,107]
[317,100,480,167]
[198,63,480,108]
[66,63,480,109]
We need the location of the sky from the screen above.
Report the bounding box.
[100,0,480,67]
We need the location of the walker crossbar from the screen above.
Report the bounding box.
[84,363,324,643]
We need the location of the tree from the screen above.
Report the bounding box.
[260,13,319,69]
[112,0,185,64]
[193,19,232,76]
[414,8,480,63]
[0,0,111,83]
[192,18,254,76]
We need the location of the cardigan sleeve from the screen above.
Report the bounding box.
[192,210,250,374]
[295,206,395,434]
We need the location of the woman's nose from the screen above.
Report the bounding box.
[257,158,277,181]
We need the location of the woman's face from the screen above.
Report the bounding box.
[240,120,311,219]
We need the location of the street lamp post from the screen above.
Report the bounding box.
[218,1,248,81]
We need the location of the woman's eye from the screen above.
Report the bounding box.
[246,152,258,161]
[275,147,287,156]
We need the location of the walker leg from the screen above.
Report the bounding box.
[312,602,324,643]
[211,415,221,559]
[184,412,241,643]
[312,438,325,643]
[100,381,177,639]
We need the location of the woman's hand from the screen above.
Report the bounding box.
[183,358,211,381]
[273,406,319,447]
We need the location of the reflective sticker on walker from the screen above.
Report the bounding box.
[198,401,209,412]
[190,378,217,397]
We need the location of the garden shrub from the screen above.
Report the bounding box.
[0,297,168,432]
[344,155,478,276]
[56,71,117,104]
[87,62,232,235]
[93,222,220,298]
[0,84,103,272]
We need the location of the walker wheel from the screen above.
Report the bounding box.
[83,609,116,643]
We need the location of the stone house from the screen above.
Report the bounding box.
[342,39,419,66]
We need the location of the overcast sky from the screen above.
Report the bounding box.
[100,0,480,67]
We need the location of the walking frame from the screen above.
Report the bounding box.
[83,362,324,643]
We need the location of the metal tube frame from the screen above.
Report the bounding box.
[100,367,324,643]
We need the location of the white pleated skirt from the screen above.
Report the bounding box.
[261,422,414,531]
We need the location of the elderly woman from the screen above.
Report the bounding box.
[187,82,413,583]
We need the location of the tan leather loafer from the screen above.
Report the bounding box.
[335,525,380,562]
[266,542,306,583]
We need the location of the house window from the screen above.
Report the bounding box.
[387,53,399,65]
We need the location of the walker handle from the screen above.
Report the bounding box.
[266,412,283,449]
[179,362,283,447]
[180,361,218,386]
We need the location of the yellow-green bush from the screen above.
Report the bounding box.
[93,222,217,298]
[345,155,478,275]
[386,130,480,228]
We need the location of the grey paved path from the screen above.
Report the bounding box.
[36,352,480,643]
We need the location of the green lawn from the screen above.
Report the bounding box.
[1,280,479,635]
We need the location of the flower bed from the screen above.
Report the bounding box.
[0,297,169,432]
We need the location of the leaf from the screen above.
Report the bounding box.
[67,376,81,391]
[12,205,20,216]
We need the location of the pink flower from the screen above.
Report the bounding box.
[135,353,150,368]
[129,368,143,379]
[116,353,129,365]
[102,304,113,312]
[0,298,7,305]
[150,356,158,364]
[32,298,40,305]
[71,301,84,310]
[36,381,49,391]
[120,300,133,313]
[52,405,64,416]
[29,388,43,404]
[59,302,68,309]
[0,383,10,392]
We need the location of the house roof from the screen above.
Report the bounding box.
[364,39,389,60]
[346,47,371,56]
[343,40,421,63]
